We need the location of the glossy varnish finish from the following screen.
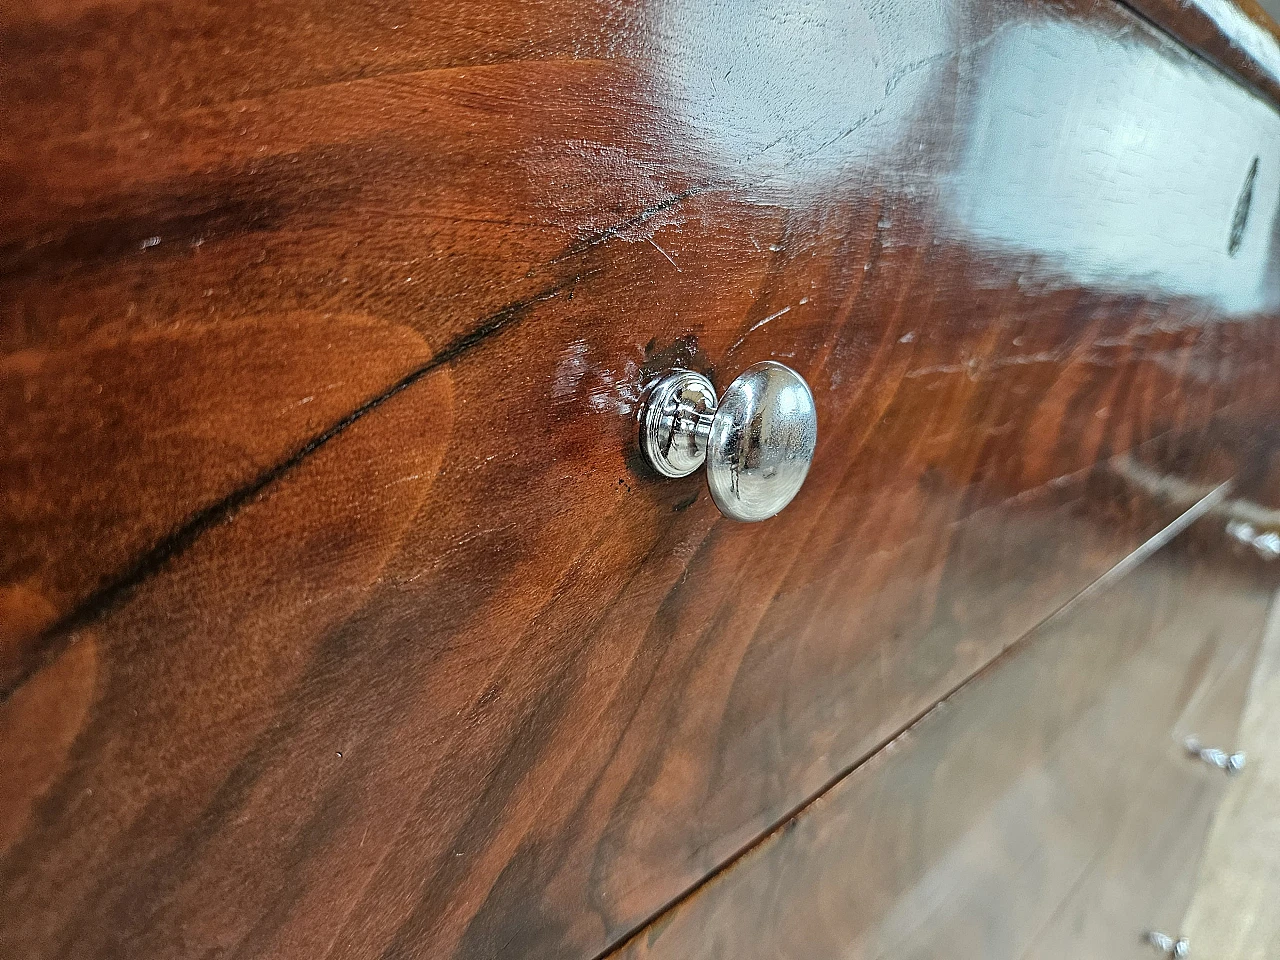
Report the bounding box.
[4,0,1280,958]
[1122,0,1280,104]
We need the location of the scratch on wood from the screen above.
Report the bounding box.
[729,305,792,353]
[648,237,681,272]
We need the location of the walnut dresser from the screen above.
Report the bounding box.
[3,0,1280,957]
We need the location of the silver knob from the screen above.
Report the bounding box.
[1225,519,1280,560]
[1184,736,1247,775]
[639,361,818,522]
[1147,932,1190,957]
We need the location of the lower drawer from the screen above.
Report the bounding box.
[618,530,1275,960]
[1020,572,1267,960]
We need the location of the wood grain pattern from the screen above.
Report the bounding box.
[617,531,1279,960]
[4,0,1280,957]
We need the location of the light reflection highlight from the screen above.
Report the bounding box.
[947,20,1280,313]
[654,0,955,187]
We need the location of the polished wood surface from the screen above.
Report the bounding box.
[618,532,1279,960]
[1123,0,1280,104]
[4,0,1280,957]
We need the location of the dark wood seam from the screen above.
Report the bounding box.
[0,185,708,706]
[0,273,574,703]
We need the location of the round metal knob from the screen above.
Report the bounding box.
[639,361,818,522]
[1147,932,1190,958]
[1184,736,1247,775]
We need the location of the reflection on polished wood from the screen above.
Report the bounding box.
[618,534,1279,960]
[1122,0,1280,104]
[3,0,1280,958]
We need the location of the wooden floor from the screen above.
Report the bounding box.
[1184,588,1280,959]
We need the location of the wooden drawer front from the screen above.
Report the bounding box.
[618,535,1276,960]
[5,0,1280,958]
